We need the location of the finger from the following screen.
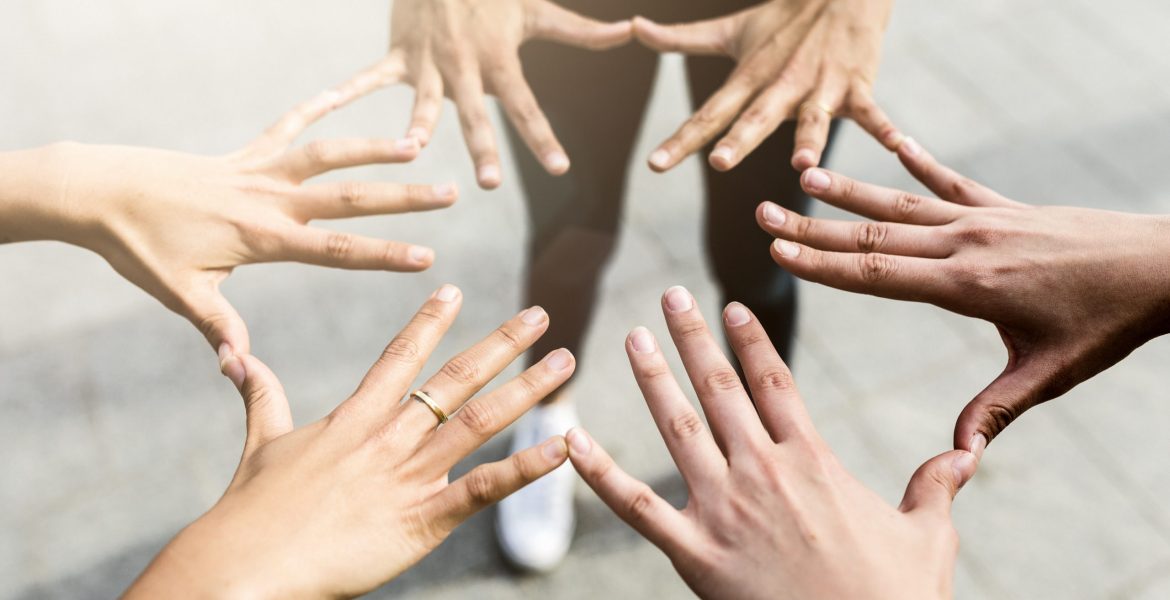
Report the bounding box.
[953,356,1062,457]
[345,285,463,411]
[791,90,846,171]
[488,59,569,175]
[220,352,295,458]
[291,181,458,220]
[721,303,814,443]
[709,80,803,172]
[529,2,633,50]
[649,76,755,172]
[406,63,444,147]
[283,137,421,182]
[625,326,727,487]
[254,56,406,152]
[848,86,904,151]
[896,139,1021,208]
[423,436,569,533]
[446,66,502,189]
[661,286,772,454]
[898,449,978,518]
[631,15,734,55]
[412,348,575,475]
[266,226,434,272]
[756,201,954,258]
[395,306,551,433]
[769,240,957,304]
[567,427,700,556]
[797,168,965,226]
[183,286,251,356]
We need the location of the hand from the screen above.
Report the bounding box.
[567,286,977,600]
[25,65,458,357]
[125,287,576,597]
[635,0,899,173]
[387,0,633,188]
[758,139,1170,453]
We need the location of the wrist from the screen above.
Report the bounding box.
[0,142,105,247]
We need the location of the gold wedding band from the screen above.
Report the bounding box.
[800,100,835,118]
[410,390,448,425]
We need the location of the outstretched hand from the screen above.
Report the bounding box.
[388,0,632,188]
[126,287,576,597]
[48,62,458,358]
[569,286,977,600]
[759,139,1170,453]
[634,0,899,174]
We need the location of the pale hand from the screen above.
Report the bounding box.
[568,286,977,600]
[126,287,576,597]
[388,0,632,188]
[635,0,899,173]
[759,139,1170,454]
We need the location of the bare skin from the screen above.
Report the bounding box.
[635,0,900,174]
[126,287,576,598]
[758,138,1170,454]
[0,63,455,358]
[568,287,977,599]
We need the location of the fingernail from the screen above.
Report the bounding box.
[663,285,693,312]
[542,437,569,461]
[432,183,457,200]
[649,149,671,170]
[318,89,341,109]
[546,348,573,371]
[724,302,751,327]
[478,164,501,187]
[762,201,786,226]
[567,427,592,455]
[396,137,420,153]
[901,137,922,157]
[710,146,735,167]
[793,149,816,167]
[522,306,548,326]
[545,151,570,174]
[970,433,987,460]
[886,131,905,150]
[774,240,801,258]
[219,353,246,390]
[407,127,430,146]
[803,169,831,192]
[434,284,460,302]
[217,342,233,366]
[409,246,433,264]
[629,326,656,353]
[951,451,977,488]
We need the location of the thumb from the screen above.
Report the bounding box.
[953,355,1060,456]
[630,14,736,56]
[184,287,251,358]
[528,1,633,50]
[220,352,294,457]
[898,449,978,516]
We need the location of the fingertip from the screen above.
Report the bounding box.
[395,136,421,157]
[723,301,751,327]
[772,239,802,259]
[408,245,435,269]
[628,326,656,353]
[566,427,593,458]
[407,126,431,147]
[544,151,570,176]
[801,168,831,193]
[648,148,672,172]
[759,201,786,228]
[431,283,462,303]
[708,145,736,171]
[477,164,502,189]
[541,435,570,463]
[951,450,978,489]
[544,347,575,373]
[898,136,923,159]
[432,182,459,206]
[219,350,246,390]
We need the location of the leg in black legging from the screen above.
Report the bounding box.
[685,54,840,365]
[505,6,659,403]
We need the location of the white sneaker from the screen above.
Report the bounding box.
[496,401,579,572]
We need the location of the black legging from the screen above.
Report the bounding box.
[506,0,838,388]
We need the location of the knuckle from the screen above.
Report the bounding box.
[855,222,888,253]
[673,321,708,342]
[514,371,544,399]
[439,354,481,385]
[456,400,498,436]
[406,184,432,204]
[337,182,367,208]
[463,467,499,507]
[669,412,706,441]
[636,361,674,382]
[950,177,982,202]
[739,107,769,128]
[381,335,422,364]
[702,368,743,393]
[324,232,356,259]
[302,139,333,165]
[624,485,658,524]
[980,402,1019,437]
[756,368,795,393]
[892,193,922,220]
[492,324,526,350]
[857,253,897,284]
[791,213,814,240]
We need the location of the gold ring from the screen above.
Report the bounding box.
[410,390,448,425]
[800,100,835,118]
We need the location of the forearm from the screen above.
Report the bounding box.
[0,142,94,246]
